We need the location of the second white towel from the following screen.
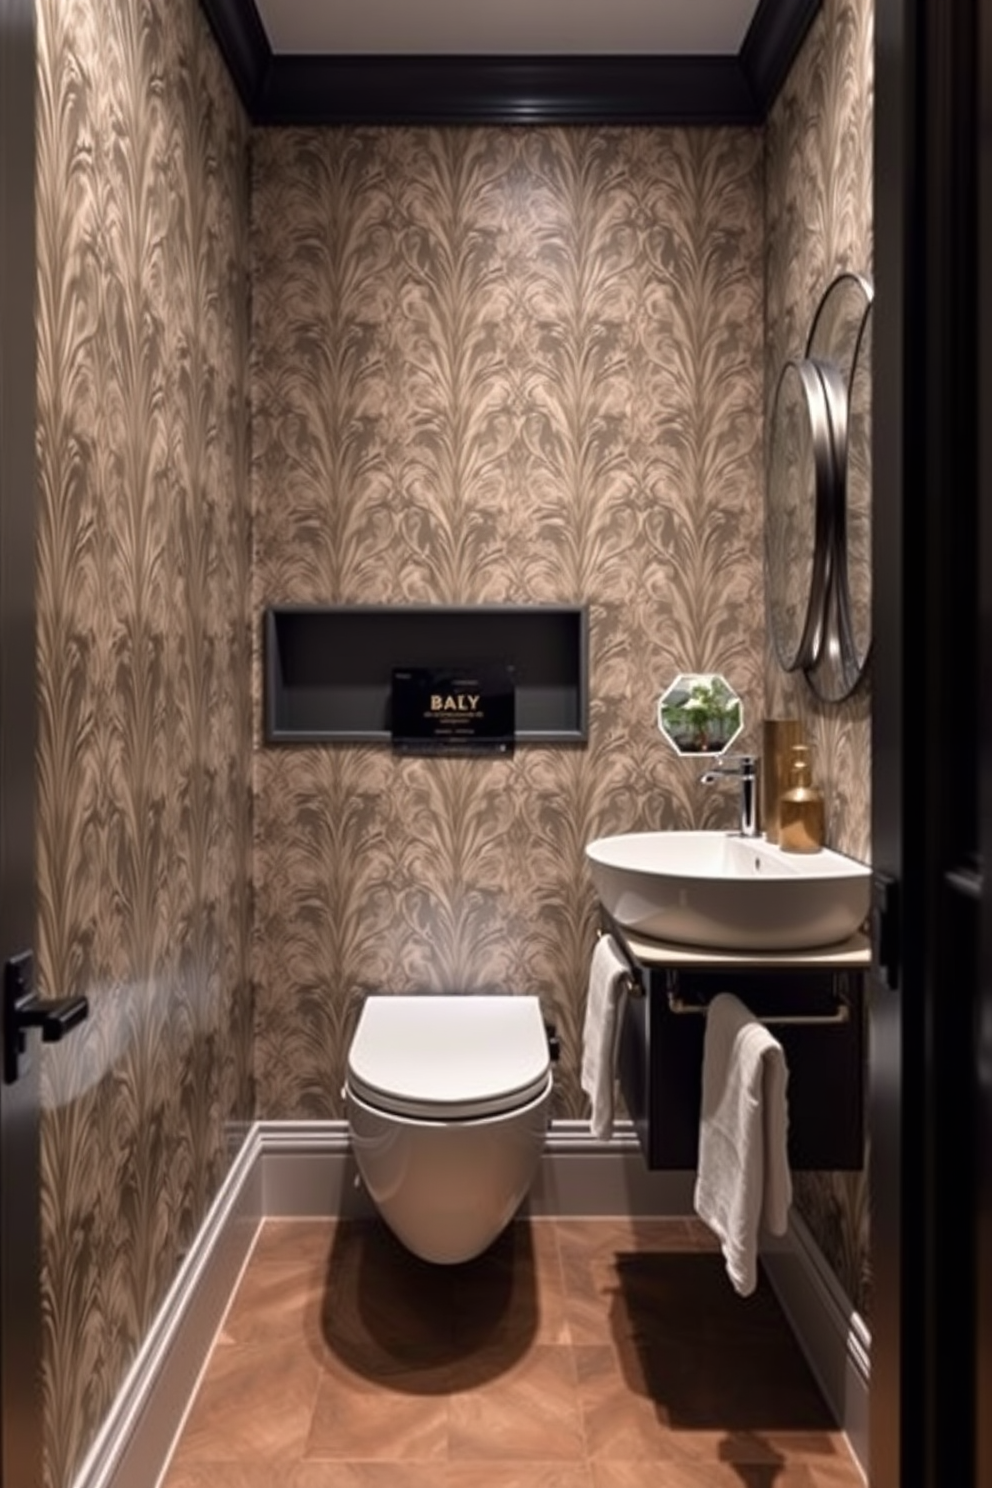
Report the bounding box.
[693,991,792,1297]
[580,933,630,1140]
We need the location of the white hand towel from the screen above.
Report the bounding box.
[693,991,792,1297]
[581,933,630,1140]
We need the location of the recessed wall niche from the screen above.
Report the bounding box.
[264,604,589,745]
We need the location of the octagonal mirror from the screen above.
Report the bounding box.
[657,673,743,756]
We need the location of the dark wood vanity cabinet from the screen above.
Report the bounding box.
[611,922,868,1172]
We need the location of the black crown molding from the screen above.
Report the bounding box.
[199,0,821,126]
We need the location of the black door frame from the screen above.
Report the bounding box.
[976,2,992,1486]
[873,2,985,1486]
[0,0,42,1485]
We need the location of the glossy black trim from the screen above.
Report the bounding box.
[979,0,992,1481]
[199,0,271,105]
[257,55,758,126]
[199,0,821,124]
[0,2,42,1483]
[873,1,983,1485]
[740,0,822,111]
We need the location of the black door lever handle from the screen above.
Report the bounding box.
[15,993,89,1041]
[3,951,89,1084]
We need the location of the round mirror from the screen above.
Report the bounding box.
[843,299,873,683]
[765,357,837,672]
[803,273,874,703]
[806,271,872,380]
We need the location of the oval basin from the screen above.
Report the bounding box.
[585,830,872,952]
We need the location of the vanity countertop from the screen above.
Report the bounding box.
[610,924,871,971]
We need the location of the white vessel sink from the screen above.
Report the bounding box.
[585,830,872,952]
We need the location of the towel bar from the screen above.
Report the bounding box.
[666,991,850,1026]
[594,929,642,997]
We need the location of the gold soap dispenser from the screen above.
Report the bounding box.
[779,743,825,853]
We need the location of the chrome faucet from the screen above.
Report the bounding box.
[699,753,759,838]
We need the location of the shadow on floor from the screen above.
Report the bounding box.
[611,1249,837,1432]
[319,1216,540,1391]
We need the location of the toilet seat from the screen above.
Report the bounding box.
[346,994,552,1121]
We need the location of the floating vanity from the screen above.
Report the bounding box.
[607,919,870,1172]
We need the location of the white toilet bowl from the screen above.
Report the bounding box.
[344,994,553,1264]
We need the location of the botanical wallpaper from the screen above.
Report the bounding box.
[250,125,767,1123]
[34,0,253,1483]
[764,0,874,1319]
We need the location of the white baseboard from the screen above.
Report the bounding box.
[70,1130,264,1488]
[73,1119,867,1488]
[762,1211,871,1479]
[259,1118,696,1218]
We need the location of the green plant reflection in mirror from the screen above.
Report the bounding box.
[657,673,743,756]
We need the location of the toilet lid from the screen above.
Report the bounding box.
[346,995,552,1120]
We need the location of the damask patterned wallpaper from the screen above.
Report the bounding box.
[34,0,253,1483]
[31,5,872,1480]
[764,0,874,1318]
[250,125,767,1122]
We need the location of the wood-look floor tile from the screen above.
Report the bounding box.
[164,1468,455,1488]
[451,1220,570,1348]
[251,1219,339,1267]
[556,1217,712,1346]
[163,1217,864,1488]
[218,1258,329,1348]
[557,1248,625,1346]
[632,1330,836,1434]
[448,1345,585,1462]
[444,1466,594,1487]
[160,1466,279,1488]
[305,1371,449,1460]
[168,1338,321,1462]
[805,1456,871,1486]
[660,1427,846,1471]
[290,1470,444,1488]
[589,1462,819,1487]
[315,1217,563,1385]
[721,1431,858,1466]
[572,1344,673,1460]
[297,1466,455,1487]
[160,1469,432,1488]
[313,1218,463,1373]
[557,1218,713,1260]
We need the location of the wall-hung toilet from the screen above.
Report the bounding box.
[344,994,553,1264]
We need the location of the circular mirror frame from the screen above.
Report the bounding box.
[765,271,875,704]
[803,272,874,703]
[843,298,873,684]
[765,355,838,673]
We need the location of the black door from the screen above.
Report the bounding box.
[976,3,992,1484]
[873,2,987,1486]
[0,2,43,1484]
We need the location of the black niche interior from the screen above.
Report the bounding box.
[264,604,588,745]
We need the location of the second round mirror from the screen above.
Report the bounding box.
[765,356,837,673]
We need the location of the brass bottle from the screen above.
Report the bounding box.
[761,718,804,843]
[779,743,825,853]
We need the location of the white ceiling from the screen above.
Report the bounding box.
[252,0,763,57]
